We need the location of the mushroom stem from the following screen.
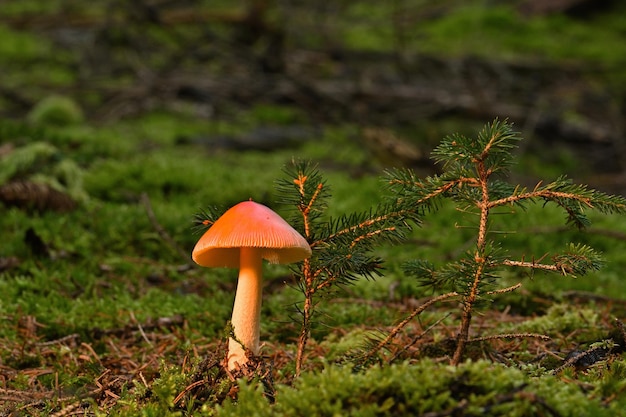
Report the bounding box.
[228,247,263,370]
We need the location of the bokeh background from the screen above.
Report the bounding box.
[2,0,626,192]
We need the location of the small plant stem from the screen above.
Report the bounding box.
[486,282,522,295]
[294,177,322,377]
[312,211,407,247]
[452,161,490,365]
[295,258,313,377]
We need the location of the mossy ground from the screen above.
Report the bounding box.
[1,1,626,415]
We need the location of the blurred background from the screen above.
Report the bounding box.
[1,0,626,192]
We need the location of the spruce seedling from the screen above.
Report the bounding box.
[379,119,626,365]
[275,160,419,375]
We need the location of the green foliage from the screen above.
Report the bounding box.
[0,137,88,205]
[148,363,188,412]
[277,160,418,285]
[247,104,307,125]
[0,141,58,184]
[103,362,186,417]
[417,4,626,66]
[0,24,55,61]
[0,23,76,89]
[431,118,521,175]
[552,243,604,275]
[219,361,612,417]
[595,359,626,411]
[28,95,84,127]
[300,0,626,79]
[379,119,626,364]
[272,160,420,373]
[514,303,599,335]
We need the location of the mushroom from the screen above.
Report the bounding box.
[192,200,311,370]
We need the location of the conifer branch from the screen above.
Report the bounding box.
[502,260,559,272]
[312,208,415,248]
[278,160,417,376]
[485,283,522,295]
[387,314,450,364]
[491,190,588,207]
[192,205,223,234]
[356,292,459,365]
[349,226,397,249]
[387,174,479,207]
[382,119,625,366]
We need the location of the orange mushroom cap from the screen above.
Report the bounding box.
[192,201,311,268]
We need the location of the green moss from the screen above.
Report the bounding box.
[411,3,626,69]
[0,24,52,61]
[247,104,307,125]
[219,361,610,416]
[514,303,599,336]
[28,95,84,127]
[0,0,68,15]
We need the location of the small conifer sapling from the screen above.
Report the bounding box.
[275,160,419,375]
[374,119,626,365]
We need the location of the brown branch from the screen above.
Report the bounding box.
[36,333,80,347]
[387,314,450,364]
[413,180,469,203]
[502,259,559,272]
[295,296,312,377]
[561,290,626,305]
[488,190,593,209]
[296,176,323,238]
[293,172,324,377]
[551,343,610,375]
[311,209,411,247]
[469,333,550,343]
[388,177,479,199]
[349,226,396,249]
[485,282,522,295]
[173,379,208,405]
[452,160,490,365]
[477,130,500,162]
[49,402,90,417]
[359,292,460,363]
[295,252,320,377]
[314,267,338,292]
[312,178,472,248]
